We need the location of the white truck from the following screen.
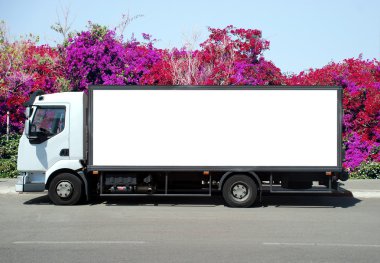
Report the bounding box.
[16,86,347,207]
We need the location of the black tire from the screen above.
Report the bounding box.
[222,175,258,208]
[48,173,83,205]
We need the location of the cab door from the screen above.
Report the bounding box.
[17,104,70,172]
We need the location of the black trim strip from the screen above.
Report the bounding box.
[337,88,343,169]
[88,88,94,169]
[88,165,342,172]
[100,194,212,197]
[24,90,44,106]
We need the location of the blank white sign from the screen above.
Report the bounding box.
[92,89,338,167]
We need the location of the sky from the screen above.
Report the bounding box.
[0,0,379,73]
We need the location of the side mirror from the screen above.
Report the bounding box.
[25,107,30,118]
[25,107,37,139]
[25,118,30,138]
[24,107,34,118]
[25,119,37,139]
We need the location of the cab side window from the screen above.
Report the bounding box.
[30,107,66,137]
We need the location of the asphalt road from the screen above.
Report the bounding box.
[1,193,380,263]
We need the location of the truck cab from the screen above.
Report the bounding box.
[16,91,87,204]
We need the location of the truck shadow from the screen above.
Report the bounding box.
[261,194,361,208]
[99,193,361,208]
[23,191,361,208]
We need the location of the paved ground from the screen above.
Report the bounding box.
[0,179,380,262]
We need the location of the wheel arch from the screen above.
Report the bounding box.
[45,168,88,201]
[219,171,262,201]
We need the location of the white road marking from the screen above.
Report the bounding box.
[13,241,146,245]
[263,242,380,248]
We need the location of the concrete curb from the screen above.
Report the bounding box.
[340,179,380,198]
[0,188,17,194]
[350,191,380,198]
[0,179,17,194]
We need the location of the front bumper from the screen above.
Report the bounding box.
[15,172,46,192]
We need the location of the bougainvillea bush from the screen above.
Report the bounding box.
[0,38,65,133]
[64,24,284,88]
[286,57,380,172]
[0,22,379,177]
[65,23,162,90]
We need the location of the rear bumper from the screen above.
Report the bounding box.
[15,172,46,192]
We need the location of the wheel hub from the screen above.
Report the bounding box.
[231,183,248,201]
[56,181,73,198]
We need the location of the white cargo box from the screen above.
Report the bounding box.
[88,87,342,171]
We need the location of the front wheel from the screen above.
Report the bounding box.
[222,175,258,208]
[48,173,83,205]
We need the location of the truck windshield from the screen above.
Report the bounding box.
[30,107,66,136]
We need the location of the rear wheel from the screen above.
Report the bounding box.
[48,173,83,205]
[222,175,258,208]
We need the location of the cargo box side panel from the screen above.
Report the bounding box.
[89,88,339,169]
